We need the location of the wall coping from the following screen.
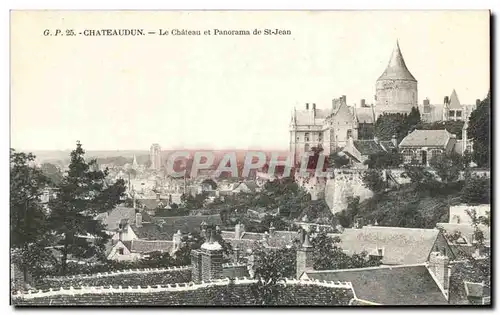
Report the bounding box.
[12,278,353,300]
[42,266,191,281]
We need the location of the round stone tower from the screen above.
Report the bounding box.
[375,40,418,114]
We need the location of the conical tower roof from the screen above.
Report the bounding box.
[448,89,461,109]
[377,40,417,82]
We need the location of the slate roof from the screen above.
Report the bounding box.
[266,231,301,248]
[356,107,376,124]
[338,226,441,265]
[379,141,396,151]
[129,240,173,253]
[144,214,222,239]
[241,232,264,241]
[399,129,453,148]
[448,90,461,110]
[353,140,385,156]
[303,264,447,305]
[104,206,137,230]
[294,108,332,125]
[377,41,417,82]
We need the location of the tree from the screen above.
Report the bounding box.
[335,196,360,228]
[429,152,465,183]
[40,162,64,185]
[467,91,490,167]
[374,113,408,141]
[139,251,174,268]
[362,169,385,193]
[460,177,490,205]
[406,106,422,132]
[364,151,402,169]
[10,149,54,284]
[48,141,126,274]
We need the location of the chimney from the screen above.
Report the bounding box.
[391,135,397,147]
[234,222,245,240]
[476,99,481,106]
[199,230,224,281]
[173,230,182,251]
[341,95,347,104]
[135,212,142,228]
[423,99,430,106]
[312,103,316,111]
[444,96,449,104]
[428,252,451,293]
[296,232,314,279]
[156,192,161,202]
[306,103,309,110]
[269,222,276,236]
[360,99,366,107]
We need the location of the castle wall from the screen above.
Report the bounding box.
[324,170,373,214]
[376,80,417,114]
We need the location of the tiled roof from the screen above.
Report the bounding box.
[241,232,264,241]
[338,226,440,265]
[104,206,137,230]
[399,129,453,148]
[304,264,447,305]
[129,240,173,253]
[353,140,385,156]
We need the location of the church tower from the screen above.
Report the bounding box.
[375,40,418,115]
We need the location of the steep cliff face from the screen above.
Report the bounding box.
[325,170,373,214]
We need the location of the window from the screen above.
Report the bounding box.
[449,110,455,117]
[347,129,353,139]
[305,132,310,142]
[118,248,124,255]
[401,149,413,164]
[456,111,462,117]
[318,133,323,141]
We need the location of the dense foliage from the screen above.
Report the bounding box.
[467,91,490,167]
[374,107,421,142]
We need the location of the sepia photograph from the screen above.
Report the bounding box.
[9,10,491,306]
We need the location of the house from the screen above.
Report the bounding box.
[107,239,175,261]
[342,136,397,167]
[331,226,454,265]
[437,223,490,259]
[399,129,458,166]
[103,206,152,231]
[231,181,261,194]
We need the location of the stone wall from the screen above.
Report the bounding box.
[35,267,191,290]
[13,278,355,306]
[325,169,373,214]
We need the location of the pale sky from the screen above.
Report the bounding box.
[11,10,490,151]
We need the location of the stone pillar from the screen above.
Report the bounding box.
[200,231,224,282]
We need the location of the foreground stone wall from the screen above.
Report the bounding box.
[13,278,354,306]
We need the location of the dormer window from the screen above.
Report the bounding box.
[118,248,124,255]
[456,111,462,117]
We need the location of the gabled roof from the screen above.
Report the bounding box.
[338,226,441,265]
[353,140,385,156]
[377,40,417,82]
[448,89,461,109]
[399,129,454,148]
[437,223,490,246]
[303,264,448,305]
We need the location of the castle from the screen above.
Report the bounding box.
[289,40,479,164]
